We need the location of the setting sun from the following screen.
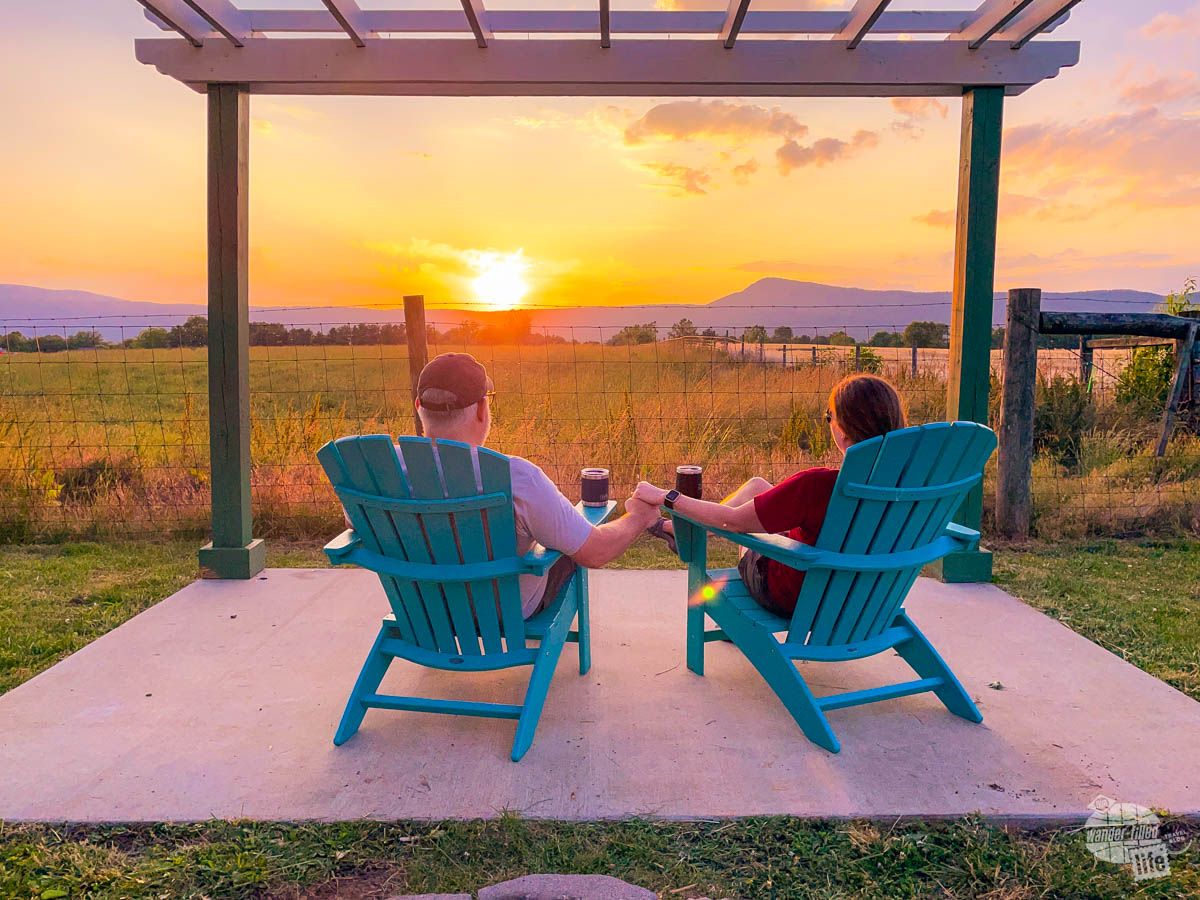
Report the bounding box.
[471,251,530,310]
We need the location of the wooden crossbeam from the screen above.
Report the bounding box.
[720,0,753,49]
[136,37,1081,97]
[459,0,492,48]
[600,0,611,48]
[995,0,1083,49]
[321,0,370,47]
[146,9,990,37]
[954,0,1038,49]
[137,0,206,47]
[182,0,252,47]
[836,0,894,50]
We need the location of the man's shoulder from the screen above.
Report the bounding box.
[503,455,563,495]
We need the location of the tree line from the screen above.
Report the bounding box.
[2,315,1082,353]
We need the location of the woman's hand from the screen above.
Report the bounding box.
[633,481,669,507]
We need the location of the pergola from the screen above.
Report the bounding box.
[130,0,1085,581]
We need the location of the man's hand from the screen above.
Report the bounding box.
[633,481,669,507]
[623,495,660,527]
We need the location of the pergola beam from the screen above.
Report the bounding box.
[459,0,492,48]
[954,0,1038,49]
[720,0,754,49]
[181,0,252,47]
[136,38,1080,97]
[320,0,370,47]
[836,1,894,50]
[137,0,206,47]
[996,0,1082,49]
[146,8,1069,37]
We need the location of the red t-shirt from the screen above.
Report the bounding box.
[751,467,839,615]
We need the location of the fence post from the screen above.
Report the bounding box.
[996,288,1041,539]
[1078,335,1094,385]
[811,346,817,366]
[404,294,429,436]
[854,343,862,371]
[911,341,919,378]
[1156,322,1199,457]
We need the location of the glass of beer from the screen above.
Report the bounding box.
[581,468,610,507]
[675,465,703,499]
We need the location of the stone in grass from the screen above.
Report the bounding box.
[478,873,656,899]
[387,894,471,899]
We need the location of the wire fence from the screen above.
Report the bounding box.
[0,314,1197,543]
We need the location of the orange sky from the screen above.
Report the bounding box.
[1,0,1198,310]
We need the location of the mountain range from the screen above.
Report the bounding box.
[0,280,1165,342]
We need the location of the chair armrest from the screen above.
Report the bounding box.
[670,512,973,573]
[670,512,823,570]
[944,521,981,550]
[575,499,619,527]
[323,528,361,564]
[520,546,564,576]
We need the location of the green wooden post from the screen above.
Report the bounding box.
[198,84,265,579]
[938,86,1003,584]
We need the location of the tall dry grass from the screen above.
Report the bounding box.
[0,341,1195,541]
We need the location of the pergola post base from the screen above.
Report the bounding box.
[200,540,267,580]
[934,548,994,584]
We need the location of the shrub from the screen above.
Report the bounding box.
[1034,375,1094,469]
[1115,345,1175,421]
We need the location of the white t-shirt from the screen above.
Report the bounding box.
[384,445,594,617]
[508,455,595,615]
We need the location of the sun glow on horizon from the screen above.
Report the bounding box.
[471,250,531,310]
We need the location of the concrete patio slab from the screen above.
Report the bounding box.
[1,569,1197,823]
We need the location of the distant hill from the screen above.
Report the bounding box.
[0,280,1165,342]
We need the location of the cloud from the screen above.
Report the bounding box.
[776,130,879,174]
[731,158,759,184]
[914,209,955,228]
[914,192,1085,228]
[623,100,808,146]
[890,97,950,138]
[1004,106,1200,210]
[640,162,713,195]
[1140,7,1200,39]
[1119,72,1199,107]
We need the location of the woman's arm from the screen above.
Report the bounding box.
[633,481,765,534]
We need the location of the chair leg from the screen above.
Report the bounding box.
[334,626,395,746]
[575,573,591,676]
[687,605,706,676]
[710,601,841,753]
[894,612,983,724]
[511,603,574,762]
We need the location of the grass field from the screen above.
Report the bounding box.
[1,538,1198,897]
[1,342,1197,543]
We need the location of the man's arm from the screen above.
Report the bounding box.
[571,498,661,568]
[632,482,764,534]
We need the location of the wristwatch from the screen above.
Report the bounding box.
[663,489,681,510]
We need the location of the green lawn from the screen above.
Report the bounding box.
[1,538,1197,898]
[3,815,1196,899]
[993,539,1200,701]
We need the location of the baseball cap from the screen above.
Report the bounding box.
[416,352,494,411]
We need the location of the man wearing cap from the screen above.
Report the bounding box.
[414,352,661,618]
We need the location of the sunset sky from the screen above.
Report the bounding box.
[1,0,1198,311]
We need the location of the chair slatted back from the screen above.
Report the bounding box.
[317,435,528,657]
[787,422,997,646]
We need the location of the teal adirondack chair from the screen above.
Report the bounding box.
[672,421,997,753]
[317,435,614,761]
